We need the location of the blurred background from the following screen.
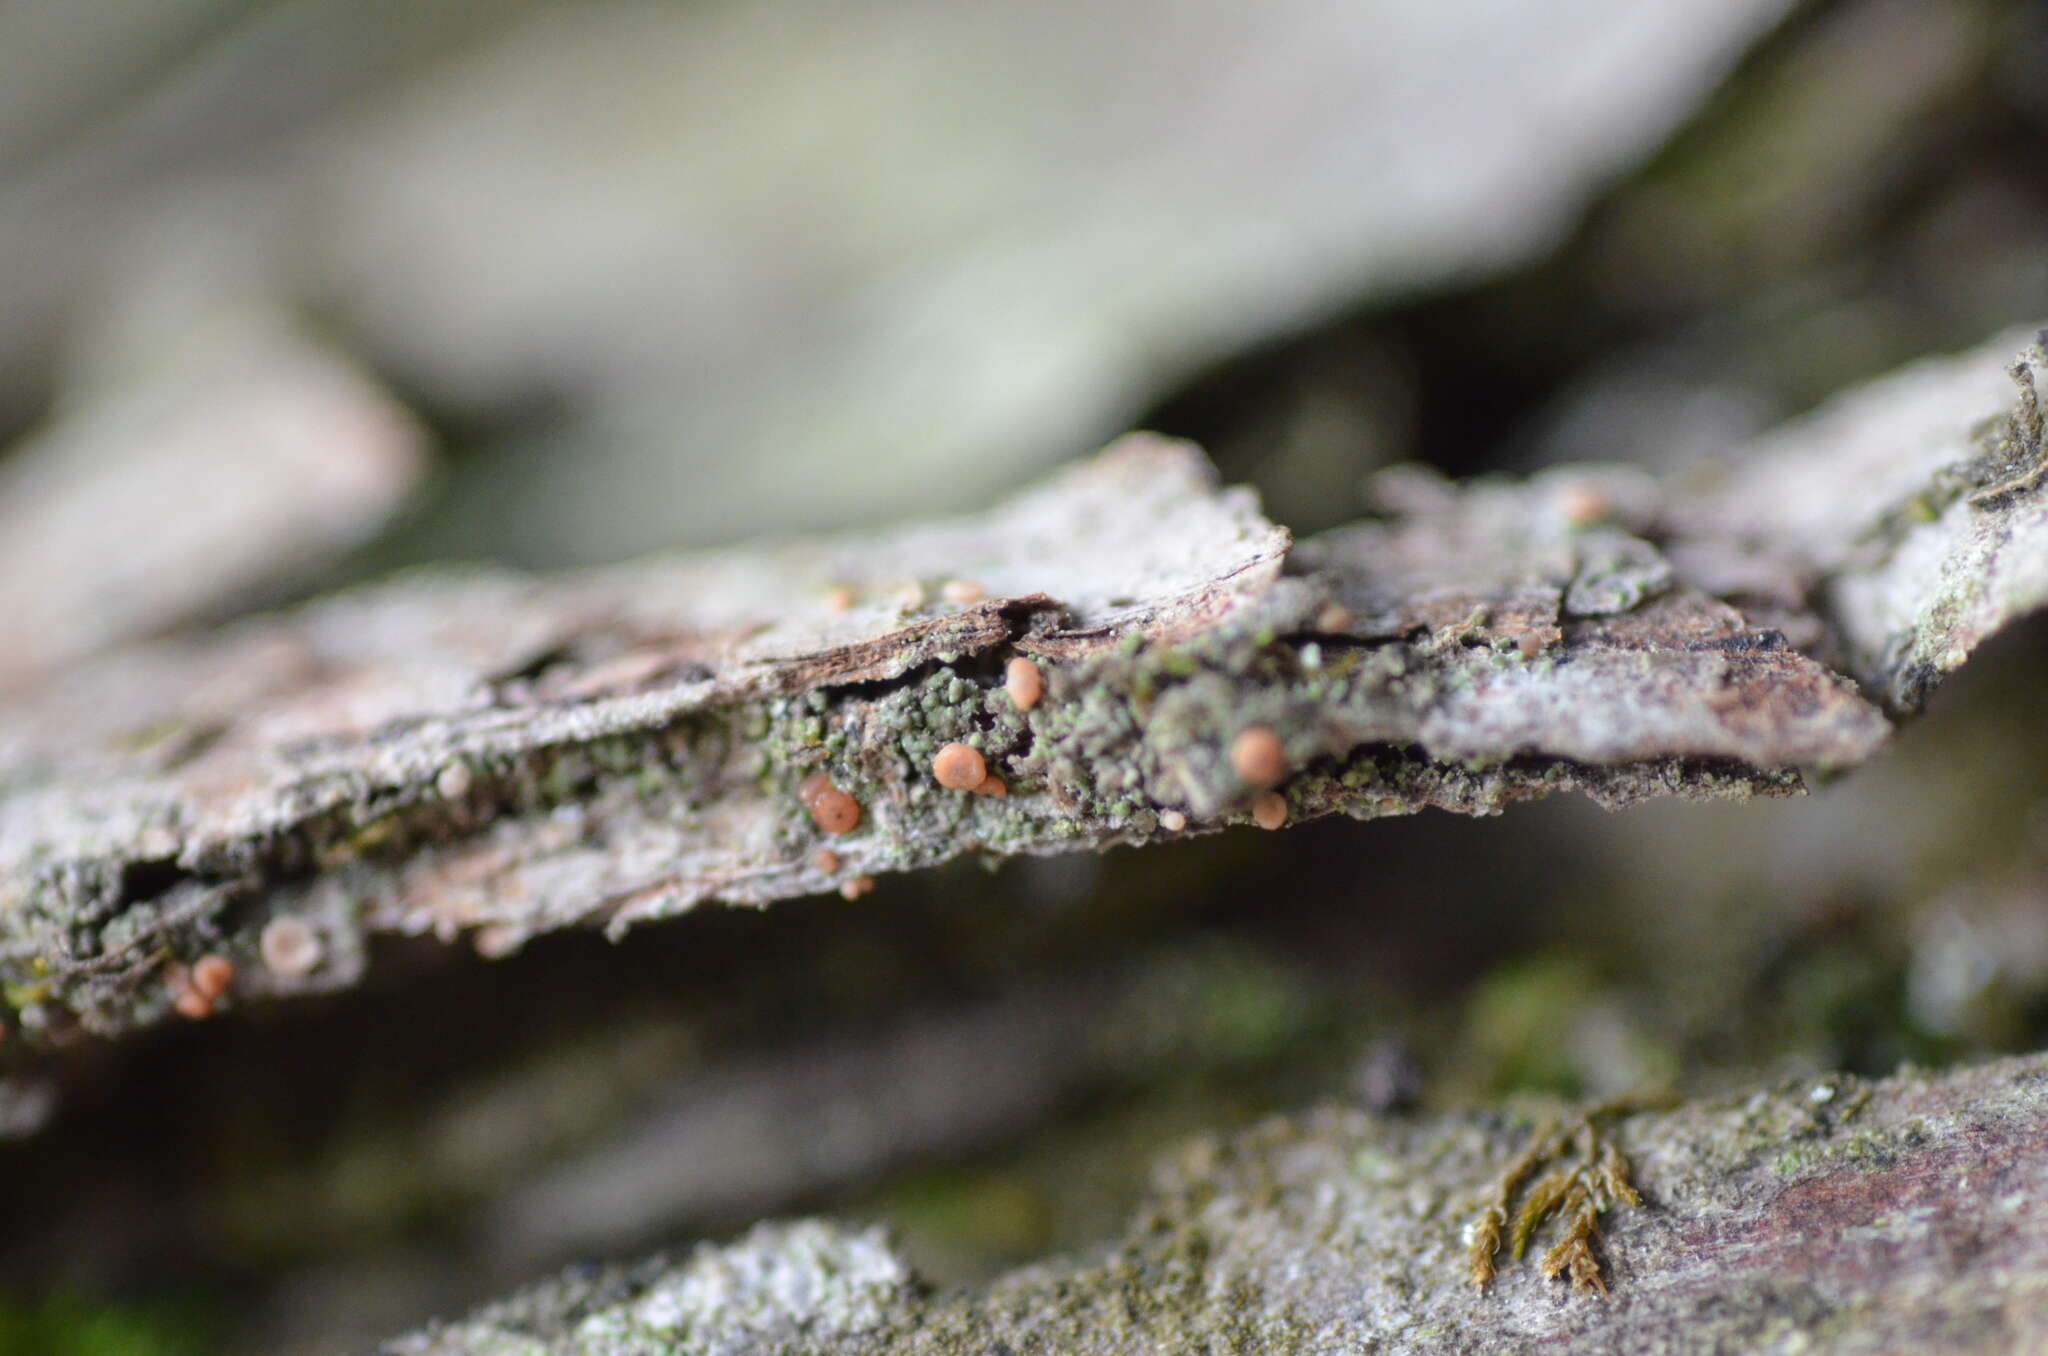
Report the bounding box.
[2,0,2048,1351]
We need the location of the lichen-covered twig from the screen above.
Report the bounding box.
[2,327,2046,1045]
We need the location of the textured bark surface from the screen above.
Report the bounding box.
[382,1050,2048,1355]
[0,330,2042,1046]
[1671,324,2048,712]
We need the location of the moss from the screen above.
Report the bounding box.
[1465,1095,1660,1294]
[1769,1109,1912,1180]
[0,1292,217,1356]
[1464,955,1603,1098]
[873,1167,1054,1267]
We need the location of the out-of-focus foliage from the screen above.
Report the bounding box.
[0,1293,212,1356]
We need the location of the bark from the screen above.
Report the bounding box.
[381,1049,2048,1355]
[0,329,2042,1044]
[0,307,425,695]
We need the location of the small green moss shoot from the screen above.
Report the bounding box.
[1466,1091,1667,1295]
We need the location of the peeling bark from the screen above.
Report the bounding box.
[0,329,2042,1044]
[381,1051,2048,1355]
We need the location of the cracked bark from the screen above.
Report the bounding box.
[0,328,2042,1045]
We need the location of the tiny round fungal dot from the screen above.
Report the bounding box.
[941,578,986,606]
[932,742,987,790]
[191,955,235,1000]
[823,586,857,612]
[804,780,862,834]
[1516,631,1545,661]
[436,761,473,800]
[174,989,213,1020]
[1158,809,1187,832]
[1252,792,1289,830]
[1230,726,1288,789]
[839,874,876,900]
[1315,603,1355,634]
[260,917,324,978]
[814,849,843,874]
[970,774,1008,798]
[797,772,833,807]
[1005,656,1044,711]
